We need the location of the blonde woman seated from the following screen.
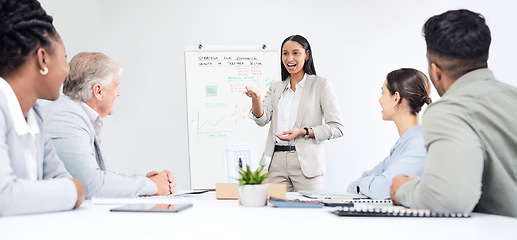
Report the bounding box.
[347,68,432,199]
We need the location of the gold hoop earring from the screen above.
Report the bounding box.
[40,67,48,75]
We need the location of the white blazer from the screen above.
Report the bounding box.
[0,92,77,216]
[253,74,344,177]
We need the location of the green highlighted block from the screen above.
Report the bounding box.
[206,85,218,97]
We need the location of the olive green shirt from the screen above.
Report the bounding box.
[396,68,517,217]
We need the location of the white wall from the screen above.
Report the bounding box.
[39,0,517,191]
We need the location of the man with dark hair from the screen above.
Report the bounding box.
[390,9,517,218]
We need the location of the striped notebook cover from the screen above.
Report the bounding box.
[332,205,470,218]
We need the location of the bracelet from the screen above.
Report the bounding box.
[304,127,310,138]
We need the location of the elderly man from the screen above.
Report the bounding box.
[43,52,175,199]
[390,9,517,218]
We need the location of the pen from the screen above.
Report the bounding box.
[192,188,215,192]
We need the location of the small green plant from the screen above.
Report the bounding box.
[238,165,269,185]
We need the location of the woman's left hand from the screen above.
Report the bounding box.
[274,128,305,141]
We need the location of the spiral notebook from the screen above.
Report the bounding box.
[332,204,471,218]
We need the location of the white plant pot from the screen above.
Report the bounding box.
[238,184,269,207]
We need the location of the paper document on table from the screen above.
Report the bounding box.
[224,143,257,183]
[148,189,209,198]
[299,190,370,200]
[92,197,189,205]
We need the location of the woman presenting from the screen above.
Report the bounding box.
[244,35,344,192]
[347,68,432,199]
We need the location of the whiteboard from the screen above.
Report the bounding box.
[184,47,280,189]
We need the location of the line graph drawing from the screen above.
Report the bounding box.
[196,111,231,135]
[185,51,280,188]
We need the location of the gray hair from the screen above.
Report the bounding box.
[63,52,123,101]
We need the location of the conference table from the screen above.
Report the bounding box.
[1,191,515,239]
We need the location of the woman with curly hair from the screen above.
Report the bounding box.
[0,0,85,216]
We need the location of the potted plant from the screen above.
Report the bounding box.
[237,165,270,207]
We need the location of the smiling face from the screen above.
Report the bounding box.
[282,40,309,77]
[98,74,120,118]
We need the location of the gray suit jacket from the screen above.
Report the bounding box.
[0,92,77,216]
[42,95,156,199]
[396,68,517,217]
[254,75,344,177]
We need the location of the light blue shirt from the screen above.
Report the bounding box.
[347,125,427,199]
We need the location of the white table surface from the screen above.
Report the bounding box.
[1,192,515,240]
